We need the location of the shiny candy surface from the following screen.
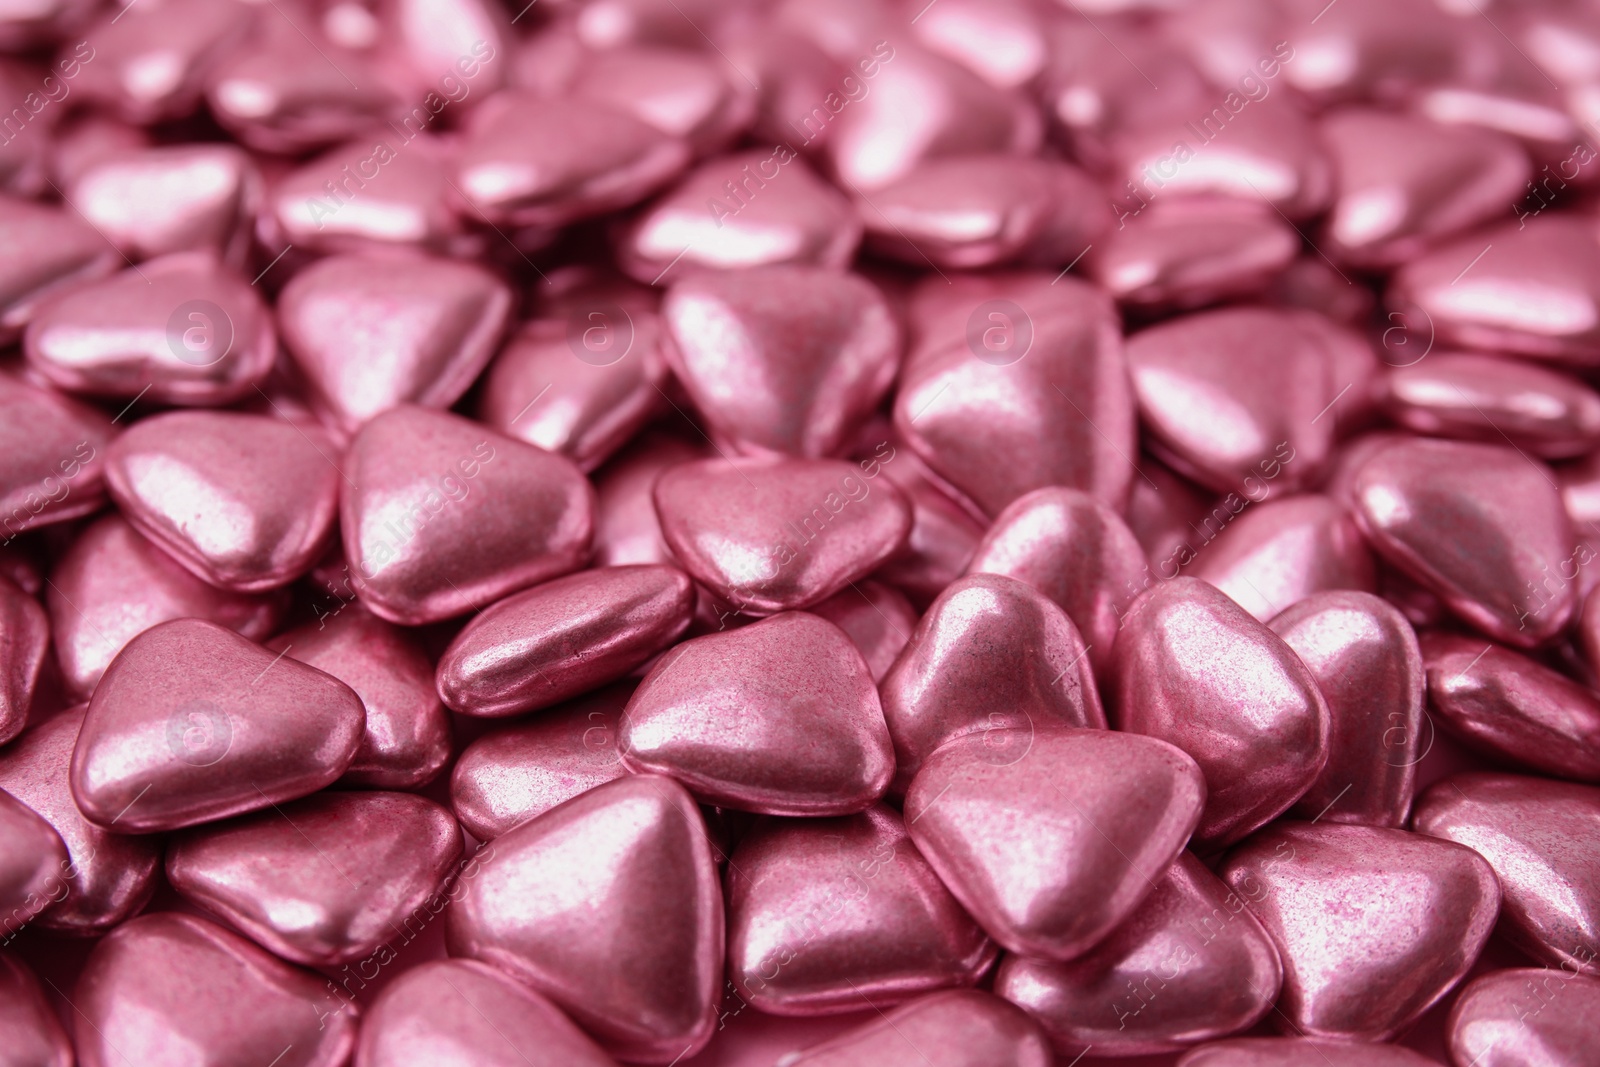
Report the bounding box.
[1412,772,1600,976]
[437,564,694,717]
[0,953,71,1067]
[903,726,1205,961]
[1177,1037,1442,1066]
[446,774,722,1064]
[568,44,755,155]
[619,611,893,815]
[0,371,113,538]
[0,574,48,744]
[0,196,118,341]
[1447,967,1600,1067]
[786,989,1051,1067]
[66,144,259,264]
[1111,577,1330,847]
[1219,822,1501,1041]
[1381,352,1600,459]
[70,618,366,833]
[0,785,68,932]
[592,431,706,567]
[807,579,916,682]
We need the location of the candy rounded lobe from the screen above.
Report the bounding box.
[1218,821,1501,1041]
[807,579,916,683]
[903,725,1205,962]
[450,683,632,841]
[1421,632,1600,781]
[0,372,115,539]
[167,790,463,967]
[0,785,69,932]
[437,564,694,718]
[70,618,366,833]
[994,852,1283,1057]
[567,44,756,155]
[74,912,358,1067]
[1412,772,1600,976]
[652,456,911,614]
[355,958,621,1067]
[618,611,893,815]
[1351,437,1577,647]
[0,707,161,935]
[879,572,1104,795]
[0,574,49,744]
[726,804,996,1015]
[1110,577,1331,847]
[1447,967,1600,1067]
[1177,1037,1442,1066]
[785,989,1052,1067]
[104,410,341,592]
[592,431,707,567]
[69,0,254,124]
[1270,591,1424,828]
[0,195,119,342]
[1381,352,1600,459]
[341,405,594,625]
[445,773,723,1064]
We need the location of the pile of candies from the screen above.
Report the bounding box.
[5,0,1600,1064]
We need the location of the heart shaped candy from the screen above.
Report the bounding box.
[0,785,68,931]
[0,195,118,341]
[787,990,1051,1067]
[66,144,260,264]
[1381,352,1600,459]
[0,370,114,538]
[1448,967,1600,1067]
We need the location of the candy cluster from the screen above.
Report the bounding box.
[1,0,1599,1065]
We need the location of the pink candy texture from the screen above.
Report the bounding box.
[8,4,1600,1065]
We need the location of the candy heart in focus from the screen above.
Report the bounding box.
[1447,967,1600,1067]
[785,989,1052,1067]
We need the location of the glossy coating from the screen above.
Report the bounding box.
[568,44,755,155]
[1413,772,1600,975]
[1422,633,1600,781]
[438,564,694,717]
[0,575,48,744]
[71,0,252,123]
[0,786,68,934]
[71,618,365,833]
[66,144,259,264]
[0,708,161,934]
[1447,967,1600,1067]
[356,958,621,1067]
[618,150,861,283]
[1177,1037,1441,1066]
[167,790,462,967]
[807,579,916,682]
[342,405,594,625]
[619,612,893,815]
[653,456,911,613]
[726,804,996,1014]
[0,952,71,1067]
[1352,438,1577,647]
[893,273,1135,517]
[1270,591,1425,827]
[661,266,899,459]
[0,371,113,538]
[965,486,1152,676]
[1111,577,1331,847]
[46,515,287,699]
[104,410,341,592]
[994,852,1283,1057]
[446,774,722,1064]
[1382,352,1600,459]
[1219,822,1501,1040]
[786,989,1051,1067]
[449,683,632,841]
[1190,494,1377,621]
[873,441,987,608]
[268,606,451,789]
[24,254,276,405]
[0,195,117,341]
[74,912,358,1067]
[904,726,1205,961]
[278,252,513,432]
[879,573,1104,794]
[592,431,706,567]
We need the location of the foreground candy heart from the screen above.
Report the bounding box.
[904,726,1204,960]
[662,267,899,459]
[0,708,161,934]
[277,253,513,432]
[357,958,621,1067]
[0,953,71,1067]
[66,143,259,264]
[0,575,48,744]
[786,989,1051,1067]
[342,405,593,625]
[104,410,341,592]
[963,486,1147,677]
[1111,577,1330,847]
[728,803,994,1013]
[1352,438,1576,646]
[1177,1037,1441,1066]
[1189,494,1376,621]
[268,606,452,789]
[1269,591,1424,827]
[1412,772,1600,975]
[450,683,632,840]
[808,580,917,682]
[446,774,722,1064]
[1448,967,1600,1067]
[74,912,358,1067]
[879,573,1104,793]
[46,515,287,698]
[0,195,118,340]
[167,790,462,966]
[0,785,68,931]
[994,852,1282,1057]
[24,254,277,405]
[653,456,910,613]
[619,612,893,814]
[893,273,1135,517]
[1381,352,1600,459]
[1219,822,1501,1040]
[1420,633,1600,781]
[70,618,365,832]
